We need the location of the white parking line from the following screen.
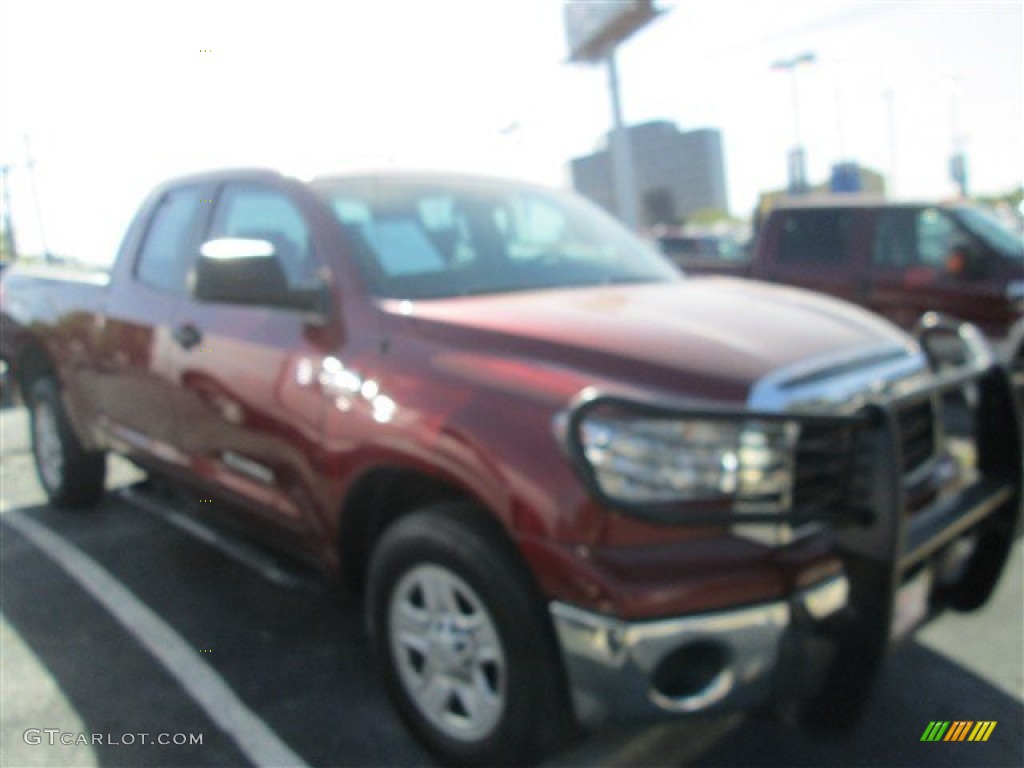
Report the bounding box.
[3,509,310,768]
[1,612,98,767]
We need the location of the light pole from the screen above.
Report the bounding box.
[772,51,816,194]
[884,88,898,197]
[1,165,17,262]
[947,75,968,198]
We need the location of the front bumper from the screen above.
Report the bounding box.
[551,328,1022,726]
[550,574,849,724]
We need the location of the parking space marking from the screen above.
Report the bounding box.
[4,509,310,768]
[598,715,743,767]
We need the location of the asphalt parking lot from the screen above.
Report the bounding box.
[2,405,1021,767]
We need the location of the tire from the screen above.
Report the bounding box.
[29,378,106,508]
[367,502,573,767]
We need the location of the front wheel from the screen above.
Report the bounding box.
[367,503,573,767]
[29,378,106,508]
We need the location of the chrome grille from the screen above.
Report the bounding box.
[746,343,939,527]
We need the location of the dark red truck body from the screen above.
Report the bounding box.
[665,201,1024,368]
[2,170,1021,764]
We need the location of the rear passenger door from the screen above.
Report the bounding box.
[760,208,865,305]
[97,183,212,465]
[170,181,330,558]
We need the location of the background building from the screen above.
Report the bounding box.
[570,121,729,228]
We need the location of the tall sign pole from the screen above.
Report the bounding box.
[606,50,639,230]
[565,1,660,230]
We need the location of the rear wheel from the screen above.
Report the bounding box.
[367,502,573,767]
[29,378,106,508]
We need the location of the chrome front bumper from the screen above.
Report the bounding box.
[549,575,849,724]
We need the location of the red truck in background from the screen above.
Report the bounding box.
[1,170,1022,766]
[661,200,1024,375]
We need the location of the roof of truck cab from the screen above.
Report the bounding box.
[148,167,556,195]
[152,168,286,187]
[308,169,552,190]
[768,197,963,211]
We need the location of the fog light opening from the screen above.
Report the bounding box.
[650,641,732,710]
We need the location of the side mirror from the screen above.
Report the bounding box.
[915,312,994,371]
[194,238,328,319]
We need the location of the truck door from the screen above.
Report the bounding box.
[96,184,211,466]
[170,180,331,558]
[866,206,1010,334]
[759,207,864,304]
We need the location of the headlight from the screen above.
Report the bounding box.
[559,394,869,529]
[579,414,798,512]
[561,399,798,520]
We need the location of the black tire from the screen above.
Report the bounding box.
[29,378,106,508]
[367,502,574,767]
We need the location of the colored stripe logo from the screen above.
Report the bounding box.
[921,721,996,742]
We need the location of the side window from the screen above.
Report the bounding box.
[916,208,958,267]
[872,210,918,269]
[136,188,203,293]
[776,210,851,265]
[209,185,318,288]
[873,208,959,269]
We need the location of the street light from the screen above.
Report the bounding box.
[772,51,816,194]
[947,74,968,198]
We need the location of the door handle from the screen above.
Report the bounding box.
[173,323,203,350]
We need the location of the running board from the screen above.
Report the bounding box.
[118,483,325,592]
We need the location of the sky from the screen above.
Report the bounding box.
[1,0,1021,263]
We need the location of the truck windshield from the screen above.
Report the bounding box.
[953,206,1024,262]
[316,177,679,299]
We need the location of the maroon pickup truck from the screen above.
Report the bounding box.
[663,201,1024,372]
[2,170,1022,766]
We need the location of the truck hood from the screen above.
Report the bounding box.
[384,277,917,406]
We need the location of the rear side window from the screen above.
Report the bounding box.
[136,188,203,293]
[776,210,852,265]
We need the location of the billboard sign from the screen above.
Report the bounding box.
[830,162,862,193]
[565,0,659,63]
